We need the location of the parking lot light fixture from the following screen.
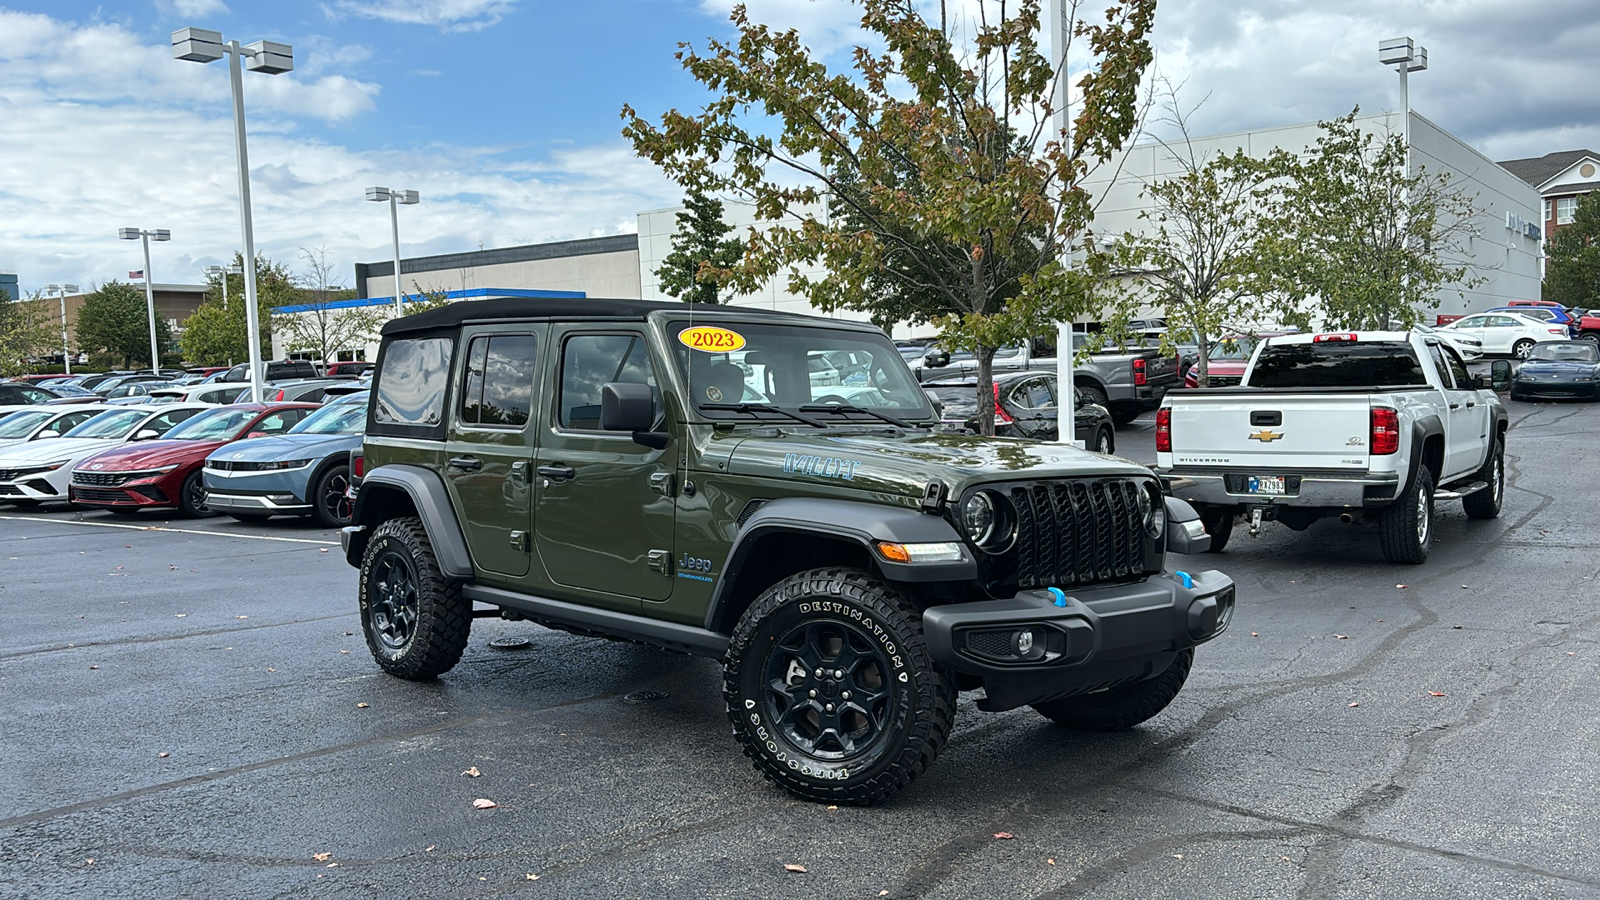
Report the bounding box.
[118,227,171,370]
[365,186,420,315]
[44,283,79,375]
[173,26,294,403]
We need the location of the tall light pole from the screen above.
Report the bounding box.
[1047,0,1077,445]
[1379,37,1428,325]
[44,283,79,375]
[118,227,171,371]
[203,261,243,309]
[173,27,294,403]
[365,186,420,314]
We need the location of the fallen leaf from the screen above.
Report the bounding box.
[462,767,482,778]
[1047,858,1056,865]
[1280,856,1292,862]
[356,702,369,709]
[1173,854,1184,859]
[880,892,890,897]
[267,667,276,672]
[1452,625,1463,630]
[344,631,354,636]
[340,650,349,654]
[158,751,170,758]
[472,798,497,809]
[319,547,329,552]
[88,665,98,670]
[424,846,436,852]
[1460,585,1469,589]
[1395,584,1407,589]
[1428,691,1446,697]
[1348,702,1361,708]
[827,805,838,810]
[235,615,248,619]
[525,874,540,881]
[325,862,339,868]
[783,864,807,873]
[174,613,187,618]
[1334,634,1348,640]
[1250,632,1258,637]
[993,832,1014,840]
[169,565,178,570]
[312,852,331,861]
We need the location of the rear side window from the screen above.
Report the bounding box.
[460,335,537,428]
[559,333,657,430]
[374,337,454,431]
[1249,342,1428,388]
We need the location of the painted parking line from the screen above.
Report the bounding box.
[0,514,339,546]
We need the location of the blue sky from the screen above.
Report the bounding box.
[2,0,1597,295]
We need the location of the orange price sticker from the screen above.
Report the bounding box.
[678,326,747,353]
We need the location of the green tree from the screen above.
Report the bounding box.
[657,190,746,304]
[1543,192,1600,310]
[0,294,55,376]
[1256,109,1485,330]
[180,254,297,365]
[1098,96,1275,386]
[623,0,1156,433]
[401,287,452,316]
[75,281,173,368]
[271,247,386,364]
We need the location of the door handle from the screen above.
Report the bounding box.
[1465,401,1477,408]
[448,455,482,472]
[536,464,576,482]
[1449,403,1461,410]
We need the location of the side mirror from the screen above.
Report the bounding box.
[923,391,944,417]
[924,349,950,368]
[600,382,656,432]
[37,430,59,439]
[134,428,159,440]
[1490,360,1512,392]
[1164,496,1211,555]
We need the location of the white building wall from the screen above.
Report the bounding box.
[363,249,642,301]
[1080,111,1542,324]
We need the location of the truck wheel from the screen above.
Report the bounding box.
[359,516,470,680]
[1199,506,1233,553]
[1031,649,1192,731]
[1512,339,1535,359]
[1379,467,1435,564]
[1078,384,1110,411]
[178,470,215,518]
[724,567,956,805]
[1462,439,1504,519]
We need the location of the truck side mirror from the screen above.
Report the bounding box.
[1490,360,1512,392]
[600,383,662,449]
[924,349,950,368]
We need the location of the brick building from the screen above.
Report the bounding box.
[1498,149,1600,238]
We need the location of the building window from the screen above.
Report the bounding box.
[1557,196,1578,225]
[1544,199,1553,222]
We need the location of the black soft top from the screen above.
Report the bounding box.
[380,296,853,336]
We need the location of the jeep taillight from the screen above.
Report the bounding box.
[352,454,365,478]
[1133,357,1147,386]
[1155,408,1172,452]
[1371,407,1399,455]
[993,383,1013,425]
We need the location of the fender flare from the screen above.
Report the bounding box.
[348,465,473,578]
[1404,415,1445,492]
[703,497,974,632]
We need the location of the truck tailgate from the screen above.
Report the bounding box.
[1169,393,1371,470]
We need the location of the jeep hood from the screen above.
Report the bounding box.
[721,430,1151,497]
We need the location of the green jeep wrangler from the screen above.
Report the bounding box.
[342,297,1235,805]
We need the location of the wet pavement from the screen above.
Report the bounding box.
[1,395,1596,899]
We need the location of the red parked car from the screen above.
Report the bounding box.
[68,403,317,517]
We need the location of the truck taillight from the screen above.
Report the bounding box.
[352,454,365,477]
[1371,407,1399,455]
[1155,408,1172,452]
[993,383,1013,425]
[1133,357,1147,386]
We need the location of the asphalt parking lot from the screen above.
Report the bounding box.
[2,398,1597,899]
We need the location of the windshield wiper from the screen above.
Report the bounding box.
[799,402,921,429]
[698,403,828,428]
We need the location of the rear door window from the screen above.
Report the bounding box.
[460,334,538,428]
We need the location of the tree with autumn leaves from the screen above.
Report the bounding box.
[623,0,1155,433]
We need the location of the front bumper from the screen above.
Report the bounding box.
[202,467,314,514]
[0,469,70,501]
[1157,469,1399,509]
[923,570,1235,711]
[1511,379,1600,399]
[205,490,312,514]
[69,473,182,509]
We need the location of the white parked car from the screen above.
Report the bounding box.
[147,384,252,405]
[0,406,115,449]
[1438,312,1568,359]
[0,405,208,507]
[1413,323,1483,361]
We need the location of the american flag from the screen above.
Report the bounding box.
[128,270,144,280]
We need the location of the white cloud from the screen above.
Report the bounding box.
[331,0,519,32]
[166,0,230,16]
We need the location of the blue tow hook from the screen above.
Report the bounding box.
[1174,571,1193,589]
[1047,587,1068,607]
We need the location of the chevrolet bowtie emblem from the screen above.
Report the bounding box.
[1248,430,1284,443]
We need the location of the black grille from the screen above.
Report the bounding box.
[1007,479,1146,589]
[1206,375,1241,387]
[73,487,134,504]
[736,499,770,527]
[73,471,131,487]
[0,467,48,482]
[964,630,1016,658]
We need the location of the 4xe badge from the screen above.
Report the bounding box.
[1248,430,1284,443]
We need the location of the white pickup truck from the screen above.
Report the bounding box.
[1154,331,1511,564]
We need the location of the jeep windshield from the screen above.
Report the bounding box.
[668,320,934,423]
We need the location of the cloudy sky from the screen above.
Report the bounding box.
[2,0,1597,295]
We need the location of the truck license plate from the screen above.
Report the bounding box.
[1248,476,1285,495]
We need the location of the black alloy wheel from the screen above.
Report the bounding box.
[313,465,352,528]
[761,619,895,761]
[179,469,214,518]
[368,550,420,654]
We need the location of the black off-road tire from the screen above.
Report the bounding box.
[1462,439,1504,519]
[177,469,214,518]
[1379,466,1435,564]
[312,464,353,528]
[359,517,470,681]
[230,513,271,524]
[1199,505,1234,553]
[1031,649,1193,731]
[724,567,956,805]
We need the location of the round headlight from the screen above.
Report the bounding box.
[1143,482,1165,537]
[963,491,995,545]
